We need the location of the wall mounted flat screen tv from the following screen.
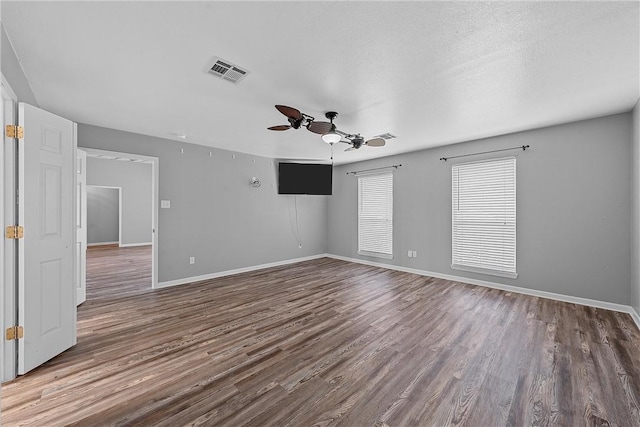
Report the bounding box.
[278,163,332,195]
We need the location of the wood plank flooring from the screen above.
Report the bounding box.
[2,245,640,426]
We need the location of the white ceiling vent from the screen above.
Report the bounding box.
[207,57,250,84]
[373,133,397,140]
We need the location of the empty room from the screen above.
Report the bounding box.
[1,1,639,426]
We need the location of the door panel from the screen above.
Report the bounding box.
[18,103,76,375]
[76,146,87,305]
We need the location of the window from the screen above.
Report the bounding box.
[358,171,393,258]
[452,157,517,278]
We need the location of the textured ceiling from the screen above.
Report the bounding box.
[2,1,639,164]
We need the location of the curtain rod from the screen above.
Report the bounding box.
[440,145,530,162]
[346,164,402,175]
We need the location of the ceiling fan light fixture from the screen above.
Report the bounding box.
[322,131,341,144]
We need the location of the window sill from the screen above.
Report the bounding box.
[451,264,518,279]
[358,250,393,260]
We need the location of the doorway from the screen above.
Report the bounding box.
[82,149,159,290]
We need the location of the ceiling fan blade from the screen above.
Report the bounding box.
[307,121,333,135]
[275,105,302,120]
[268,125,291,131]
[365,137,386,147]
[344,146,356,152]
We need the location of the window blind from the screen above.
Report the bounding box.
[452,157,516,278]
[358,171,393,258]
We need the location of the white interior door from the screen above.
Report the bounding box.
[76,146,87,305]
[18,103,76,375]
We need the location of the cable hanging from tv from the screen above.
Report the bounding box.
[346,164,402,175]
[439,145,530,162]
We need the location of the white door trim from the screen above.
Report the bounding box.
[82,148,159,288]
[1,74,18,382]
[76,147,87,306]
[86,185,122,246]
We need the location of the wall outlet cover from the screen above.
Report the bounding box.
[161,200,170,209]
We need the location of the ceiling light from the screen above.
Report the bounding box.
[322,128,341,145]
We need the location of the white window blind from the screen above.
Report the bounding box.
[358,171,393,258]
[452,157,517,278]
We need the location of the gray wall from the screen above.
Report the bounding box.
[329,113,632,305]
[632,100,640,316]
[86,156,152,246]
[78,124,328,284]
[87,186,119,244]
[1,23,37,106]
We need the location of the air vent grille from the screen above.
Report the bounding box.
[208,57,250,84]
[374,133,397,140]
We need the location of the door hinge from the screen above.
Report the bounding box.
[5,225,24,239]
[5,125,24,139]
[5,326,24,340]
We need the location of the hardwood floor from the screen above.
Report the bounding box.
[2,246,640,426]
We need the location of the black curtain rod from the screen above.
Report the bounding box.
[346,164,402,175]
[440,145,530,162]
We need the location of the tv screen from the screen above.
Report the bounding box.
[278,163,332,195]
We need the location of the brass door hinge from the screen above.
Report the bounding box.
[5,125,24,139]
[5,225,24,239]
[5,326,24,340]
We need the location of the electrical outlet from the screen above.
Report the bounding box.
[413,251,417,258]
[189,257,195,264]
[408,250,413,258]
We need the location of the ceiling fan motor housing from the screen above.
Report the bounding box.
[352,136,364,149]
[288,117,302,129]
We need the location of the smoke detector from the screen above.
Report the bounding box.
[207,57,250,84]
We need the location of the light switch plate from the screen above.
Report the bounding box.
[161,200,171,209]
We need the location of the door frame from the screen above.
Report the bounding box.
[1,74,18,382]
[82,148,159,288]
[86,185,122,246]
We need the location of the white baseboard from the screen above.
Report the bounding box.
[326,254,640,325]
[155,253,329,289]
[119,242,152,248]
[87,241,119,247]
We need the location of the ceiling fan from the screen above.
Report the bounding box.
[268,106,386,150]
